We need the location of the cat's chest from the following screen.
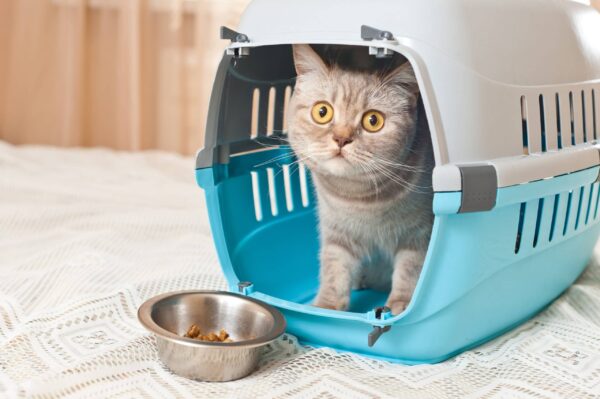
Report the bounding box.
[318,195,408,247]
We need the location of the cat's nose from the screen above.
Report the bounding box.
[332,126,355,148]
[333,135,354,148]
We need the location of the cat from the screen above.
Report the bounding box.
[287,44,434,315]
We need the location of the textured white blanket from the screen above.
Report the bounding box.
[1,141,600,398]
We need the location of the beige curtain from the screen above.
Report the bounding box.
[0,0,249,155]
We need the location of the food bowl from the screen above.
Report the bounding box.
[138,290,286,382]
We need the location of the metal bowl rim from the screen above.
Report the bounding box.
[137,290,286,348]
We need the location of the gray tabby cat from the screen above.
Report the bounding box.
[287,45,434,315]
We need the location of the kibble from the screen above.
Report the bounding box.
[183,324,234,343]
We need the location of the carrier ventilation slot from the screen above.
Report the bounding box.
[592,89,597,141]
[299,163,310,208]
[556,93,563,149]
[282,164,294,212]
[515,202,526,254]
[563,190,573,236]
[266,87,277,136]
[251,88,260,139]
[585,183,594,226]
[594,183,600,220]
[282,86,293,133]
[520,96,529,155]
[581,91,588,143]
[250,171,263,221]
[266,168,279,216]
[574,186,585,230]
[549,194,560,242]
[533,198,544,248]
[539,95,547,152]
[569,92,576,146]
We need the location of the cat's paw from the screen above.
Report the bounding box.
[386,298,410,315]
[314,296,348,311]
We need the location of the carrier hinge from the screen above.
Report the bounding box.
[458,164,498,213]
[361,25,395,58]
[367,306,392,347]
[221,26,250,57]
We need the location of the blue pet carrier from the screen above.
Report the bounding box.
[195,0,600,363]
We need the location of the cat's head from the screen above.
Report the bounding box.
[288,44,421,179]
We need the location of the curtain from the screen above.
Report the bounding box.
[0,0,249,155]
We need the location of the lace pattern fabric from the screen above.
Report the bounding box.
[1,141,599,398]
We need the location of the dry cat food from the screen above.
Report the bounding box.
[184,324,233,343]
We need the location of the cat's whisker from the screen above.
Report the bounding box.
[350,151,431,194]
[353,149,424,173]
[253,153,296,168]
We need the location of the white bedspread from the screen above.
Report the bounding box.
[1,141,600,398]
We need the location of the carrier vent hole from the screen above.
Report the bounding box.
[595,183,600,220]
[266,168,279,216]
[593,89,597,141]
[581,91,588,143]
[282,86,293,133]
[266,87,276,136]
[299,163,310,208]
[515,202,526,254]
[520,96,529,155]
[569,92,576,145]
[574,186,585,230]
[549,194,560,242]
[556,93,563,149]
[538,95,547,151]
[251,88,260,139]
[563,190,573,236]
[282,164,294,212]
[533,198,544,248]
[250,171,263,221]
[585,183,594,226]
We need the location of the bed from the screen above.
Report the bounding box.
[1,141,599,398]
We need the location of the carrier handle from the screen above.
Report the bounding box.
[433,143,600,213]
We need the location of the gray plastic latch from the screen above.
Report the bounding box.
[361,25,395,58]
[458,164,498,213]
[220,26,249,43]
[368,306,392,347]
[238,281,254,295]
[221,26,250,57]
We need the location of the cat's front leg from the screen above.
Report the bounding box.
[314,242,360,311]
[386,249,425,315]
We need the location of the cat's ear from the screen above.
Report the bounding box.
[384,62,420,96]
[292,44,328,76]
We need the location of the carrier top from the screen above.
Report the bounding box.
[237,0,600,86]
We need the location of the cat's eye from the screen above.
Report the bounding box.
[311,102,334,124]
[362,110,385,133]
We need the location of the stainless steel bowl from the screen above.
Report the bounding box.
[138,290,286,382]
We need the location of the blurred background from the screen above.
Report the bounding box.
[0,0,598,156]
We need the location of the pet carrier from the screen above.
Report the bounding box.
[195,0,600,363]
